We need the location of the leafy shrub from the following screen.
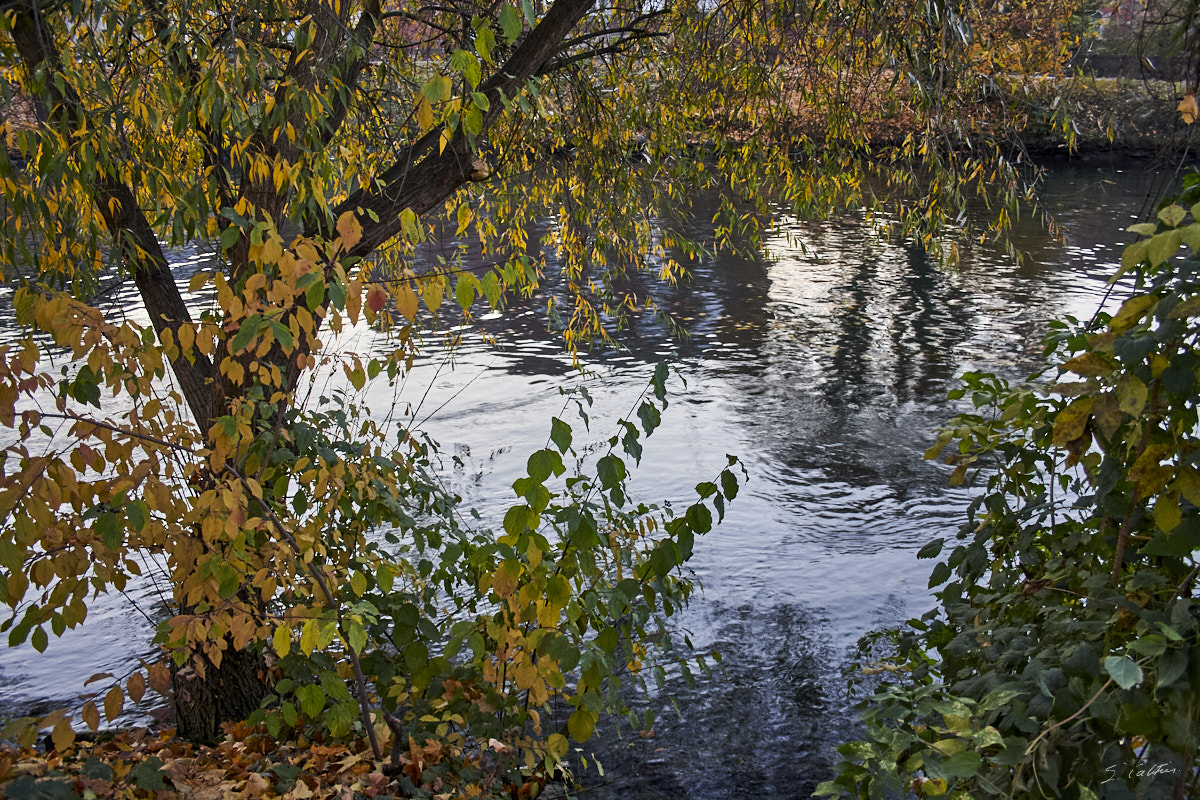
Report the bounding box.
[818,172,1200,798]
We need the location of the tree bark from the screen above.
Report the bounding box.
[172,648,271,743]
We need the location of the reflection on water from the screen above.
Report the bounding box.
[0,162,1169,795]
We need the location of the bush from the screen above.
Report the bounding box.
[818,172,1200,798]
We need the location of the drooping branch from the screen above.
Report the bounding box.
[8,1,219,434]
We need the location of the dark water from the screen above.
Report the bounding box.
[0,161,1173,796]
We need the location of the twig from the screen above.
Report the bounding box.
[1024,678,1113,756]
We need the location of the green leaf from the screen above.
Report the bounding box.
[685,503,712,534]
[568,708,597,742]
[917,538,944,559]
[421,75,452,104]
[939,750,980,780]
[1104,655,1143,689]
[96,512,123,551]
[455,275,476,310]
[1156,648,1188,688]
[463,106,483,137]
[596,455,625,490]
[230,316,263,353]
[719,468,739,500]
[499,4,522,41]
[475,26,496,62]
[450,50,481,88]
[637,401,662,435]
[125,501,149,532]
[219,223,241,250]
[550,417,572,452]
[295,684,326,718]
[1158,204,1187,227]
[546,575,571,606]
[1147,229,1182,266]
[528,448,564,481]
[129,757,167,791]
[1120,238,1149,273]
[267,319,293,351]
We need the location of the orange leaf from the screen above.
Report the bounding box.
[1179,92,1198,125]
[366,286,387,314]
[491,562,519,598]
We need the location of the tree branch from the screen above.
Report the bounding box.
[333,0,599,257]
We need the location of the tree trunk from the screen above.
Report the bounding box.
[172,647,271,742]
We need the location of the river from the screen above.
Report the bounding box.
[0,159,1174,797]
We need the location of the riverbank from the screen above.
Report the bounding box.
[1020,75,1196,158]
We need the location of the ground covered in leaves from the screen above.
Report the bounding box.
[0,725,480,800]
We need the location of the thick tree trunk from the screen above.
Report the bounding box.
[172,647,271,742]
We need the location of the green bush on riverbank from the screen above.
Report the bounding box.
[818,171,1200,799]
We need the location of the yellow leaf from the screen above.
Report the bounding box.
[260,237,283,264]
[51,718,75,752]
[1174,467,1200,507]
[104,685,124,721]
[1061,352,1113,378]
[1154,491,1181,533]
[567,708,597,742]
[422,278,444,314]
[1179,92,1198,125]
[300,619,319,656]
[1116,374,1148,416]
[274,625,292,658]
[178,324,196,357]
[188,272,210,293]
[456,203,474,235]
[545,732,569,761]
[416,97,434,131]
[1052,397,1094,447]
[336,211,362,251]
[1109,295,1156,333]
[396,284,419,322]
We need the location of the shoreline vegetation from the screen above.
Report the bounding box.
[3,71,1196,169]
